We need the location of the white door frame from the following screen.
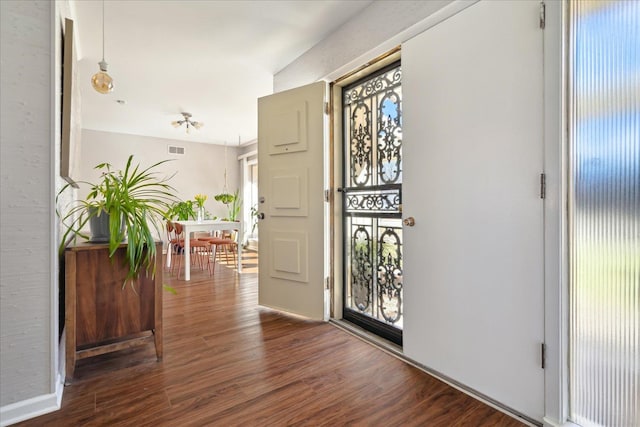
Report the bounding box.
[328,49,402,322]
[541,2,567,425]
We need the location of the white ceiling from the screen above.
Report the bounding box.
[71,0,374,146]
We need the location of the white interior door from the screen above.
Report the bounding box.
[257,81,326,320]
[402,0,544,420]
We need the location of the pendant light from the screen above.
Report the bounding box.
[91,0,114,94]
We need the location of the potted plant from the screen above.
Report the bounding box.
[250,204,259,235]
[214,189,241,221]
[167,200,197,221]
[57,154,179,283]
[213,192,235,205]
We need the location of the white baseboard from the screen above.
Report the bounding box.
[0,373,63,427]
[543,417,581,427]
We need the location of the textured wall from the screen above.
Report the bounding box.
[0,0,54,406]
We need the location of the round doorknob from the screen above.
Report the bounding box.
[403,217,415,227]
[257,212,265,220]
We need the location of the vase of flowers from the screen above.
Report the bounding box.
[194,193,207,222]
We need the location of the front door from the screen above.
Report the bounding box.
[402,0,545,420]
[257,81,326,320]
[341,62,404,345]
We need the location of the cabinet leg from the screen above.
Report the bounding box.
[65,354,76,385]
[153,328,163,361]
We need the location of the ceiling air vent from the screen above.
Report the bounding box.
[168,145,185,155]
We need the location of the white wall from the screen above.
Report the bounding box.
[274,0,455,92]
[0,0,61,423]
[79,130,240,221]
[238,140,257,157]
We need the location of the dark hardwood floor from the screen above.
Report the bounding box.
[17,251,524,426]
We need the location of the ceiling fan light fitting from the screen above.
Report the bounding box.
[172,112,203,133]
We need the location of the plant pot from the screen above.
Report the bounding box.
[89,208,124,243]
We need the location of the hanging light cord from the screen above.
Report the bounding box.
[101,0,105,63]
[223,141,228,194]
[91,0,112,93]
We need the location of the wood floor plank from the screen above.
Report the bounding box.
[14,253,526,426]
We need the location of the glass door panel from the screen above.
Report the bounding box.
[342,62,403,345]
[569,1,639,425]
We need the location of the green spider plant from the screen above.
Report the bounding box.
[57,155,179,284]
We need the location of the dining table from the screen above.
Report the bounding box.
[168,220,242,280]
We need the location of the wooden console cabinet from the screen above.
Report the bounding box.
[64,242,162,384]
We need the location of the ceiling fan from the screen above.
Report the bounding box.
[171,112,203,134]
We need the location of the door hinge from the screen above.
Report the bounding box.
[325,277,330,290]
[541,342,546,369]
[540,173,546,199]
[539,2,546,29]
[324,189,331,202]
[324,102,330,115]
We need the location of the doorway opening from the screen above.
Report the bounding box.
[239,147,259,250]
[340,61,403,345]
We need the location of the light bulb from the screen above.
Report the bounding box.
[91,60,113,94]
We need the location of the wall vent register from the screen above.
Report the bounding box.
[168,145,185,155]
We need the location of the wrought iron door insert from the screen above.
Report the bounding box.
[342,62,403,345]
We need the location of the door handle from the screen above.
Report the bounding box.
[257,212,265,220]
[403,217,415,227]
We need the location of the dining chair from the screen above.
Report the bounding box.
[166,220,211,278]
[165,220,180,275]
[197,229,238,272]
[219,230,238,268]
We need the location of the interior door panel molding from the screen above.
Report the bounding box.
[268,167,309,217]
[268,230,309,283]
[267,100,308,155]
